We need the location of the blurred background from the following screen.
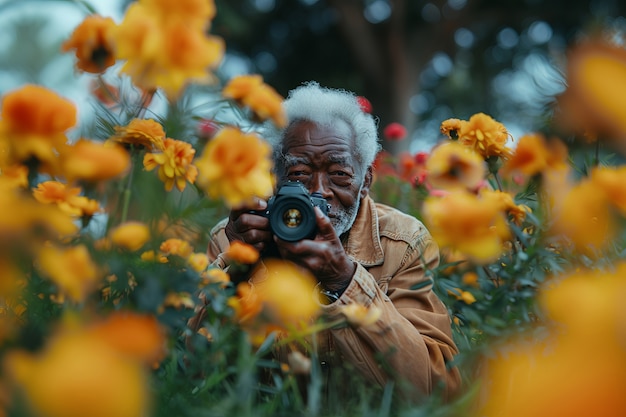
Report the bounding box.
[1,0,625,155]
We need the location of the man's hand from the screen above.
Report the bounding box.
[224,199,273,253]
[274,206,356,292]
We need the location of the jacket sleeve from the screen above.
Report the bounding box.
[321,234,461,401]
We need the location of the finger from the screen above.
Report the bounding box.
[314,206,337,241]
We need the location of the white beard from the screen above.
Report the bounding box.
[331,185,362,237]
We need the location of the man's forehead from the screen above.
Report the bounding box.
[283,153,351,166]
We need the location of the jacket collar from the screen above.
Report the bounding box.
[343,195,384,266]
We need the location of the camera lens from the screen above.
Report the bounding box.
[269,196,316,241]
[282,209,303,228]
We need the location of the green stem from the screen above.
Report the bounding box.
[493,172,503,192]
[120,150,139,224]
[594,138,601,167]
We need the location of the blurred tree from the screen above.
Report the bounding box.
[203,0,626,155]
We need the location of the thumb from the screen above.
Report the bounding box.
[314,206,336,240]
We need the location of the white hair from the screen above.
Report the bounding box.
[264,81,381,173]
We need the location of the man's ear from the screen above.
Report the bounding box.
[361,166,373,198]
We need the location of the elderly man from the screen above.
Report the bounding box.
[202,82,460,401]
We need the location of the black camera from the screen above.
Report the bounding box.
[252,181,329,242]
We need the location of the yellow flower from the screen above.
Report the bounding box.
[61,15,117,73]
[110,3,224,99]
[500,134,569,179]
[159,238,193,259]
[473,265,626,417]
[143,138,198,192]
[187,252,209,272]
[140,250,168,263]
[448,288,477,304]
[33,181,101,218]
[4,330,150,417]
[223,75,287,127]
[109,222,151,251]
[201,268,230,288]
[440,118,464,140]
[59,139,130,182]
[423,190,510,264]
[339,303,382,327]
[557,39,626,144]
[590,165,626,214]
[457,113,512,159]
[112,118,165,151]
[142,0,216,30]
[228,282,263,325]
[227,240,260,264]
[195,127,275,207]
[0,85,76,169]
[480,189,531,226]
[548,179,613,254]
[37,244,100,303]
[461,271,479,288]
[86,311,167,367]
[162,292,195,310]
[255,259,320,329]
[0,164,28,189]
[425,141,486,191]
[0,180,77,240]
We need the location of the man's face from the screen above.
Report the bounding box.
[279,120,369,236]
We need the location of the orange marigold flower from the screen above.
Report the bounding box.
[425,141,486,191]
[440,118,464,140]
[59,139,130,182]
[61,15,117,73]
[549,178,614,254]
[255,259,320,329]
[0,180,78,240]
[112,118,165,151]
[589,165,626,214]
[557,40,626,144]
[143,138,198,192]
[110,3,224,99]
[37,244,100,303]
[0,85,76,168]
[33,181,101,218]
[480,189,531,226]
[223,75,286,127]
[142,0,216,30]
[195,127,275,207]
[500,134,569,180]
[4,328,150,417]
[228,282,263,325]
[457,113,512,159]
[475,265,626,417]
[109,222,151,252]
[201,268,230,288]
[423,190,510,264]
[227,240,260,265]
[187,253,209,272]
[87,311,167,367]
[159,238,193,259]
[0,164,28,189]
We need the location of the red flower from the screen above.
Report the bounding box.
[197,119,219,140]
[356,96,372,114]
[383,122,407,141]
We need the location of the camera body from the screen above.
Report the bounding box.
[253,181,329,242]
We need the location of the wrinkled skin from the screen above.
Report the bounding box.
[224,119,372,291]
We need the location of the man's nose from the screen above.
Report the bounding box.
[309,173,332,198]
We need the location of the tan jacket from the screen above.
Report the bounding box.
[206,195,461,400]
